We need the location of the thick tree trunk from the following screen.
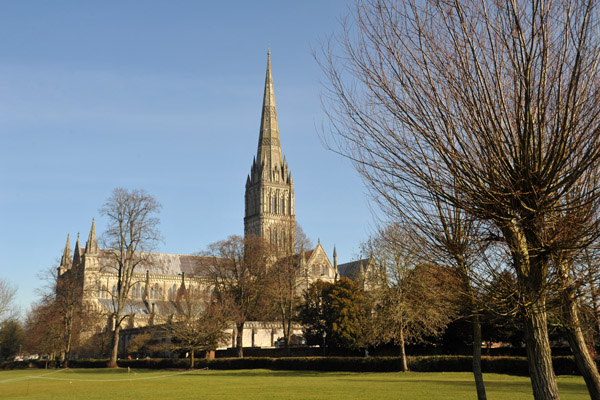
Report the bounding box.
[190,349,195,370]
[563,292,600,399]
[472,314,487,400]
[236,322,244,358]
[399,326,408,372]
[523,301,559,400]
[108,324,121,368]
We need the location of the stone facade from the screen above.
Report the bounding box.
[57,53,338,348]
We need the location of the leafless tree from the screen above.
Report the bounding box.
[204,235,271,357]
[375,184,490,398]
[0,279,17,324]
[547,198,600,399]
[579,247,600,343]
[100,188,161,368]
[295,223,313,254]
[266,221,308,353]
[24,300,62,361]
[321,1,600,398]
[165,290,229,369]
[362,223,459,372]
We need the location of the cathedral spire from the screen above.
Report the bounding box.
[58,234,72,275]
[73,233,82,268]
[85,218,98,254]
[245,52,295,246]
[257,50,282,170]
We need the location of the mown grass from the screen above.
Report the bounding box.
[0,368,589,400]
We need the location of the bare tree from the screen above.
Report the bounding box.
[24,300,63,362]
[295,223,313,254]
[165,290,229,369]
[379,188,490,398]
[46,267,89,366]
[204,235,271,357]
[100,188,161,368]
[321,1,600,398]
[266,221,307,353]
[362,223,459,372]
[548,199,600,399]
[0,279,17,324]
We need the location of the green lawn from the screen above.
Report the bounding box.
[0,368,589,400]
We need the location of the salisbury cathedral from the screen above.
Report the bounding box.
[55,53,368,349]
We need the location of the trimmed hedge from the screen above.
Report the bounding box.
[118,355,584,376]
[0,355,586,376]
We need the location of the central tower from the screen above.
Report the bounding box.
[244,52,295,249]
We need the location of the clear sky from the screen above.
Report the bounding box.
[0,0,376,313]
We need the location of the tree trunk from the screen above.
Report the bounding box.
[190,349,195,370]
[64,311,73,368]
[236,322,244,358]
[523,301,559,400]
[399,326,408,372]
[108,324,121,368]
[285,314,292,357]
[472,314,487,400]
[563,291,600,399]
[590,283,600,343]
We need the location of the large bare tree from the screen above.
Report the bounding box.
[321,1,600,398]
[204,235,271,357]
[100,188,161,368]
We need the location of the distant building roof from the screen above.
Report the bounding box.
[337,258,370,280]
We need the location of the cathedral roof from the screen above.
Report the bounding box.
[337,258,370,280]
[95,249,217,277]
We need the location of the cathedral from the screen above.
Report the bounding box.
[56,53,340,348]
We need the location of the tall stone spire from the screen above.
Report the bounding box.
[256,50,283,171]
[58,234,72,275]
[85,218,98,255]
[244,52,295,247]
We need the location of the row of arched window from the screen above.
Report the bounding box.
[97,282,212,300]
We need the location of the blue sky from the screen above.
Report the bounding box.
[0,1,375,312]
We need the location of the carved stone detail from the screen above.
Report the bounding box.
[261,137,280,146]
